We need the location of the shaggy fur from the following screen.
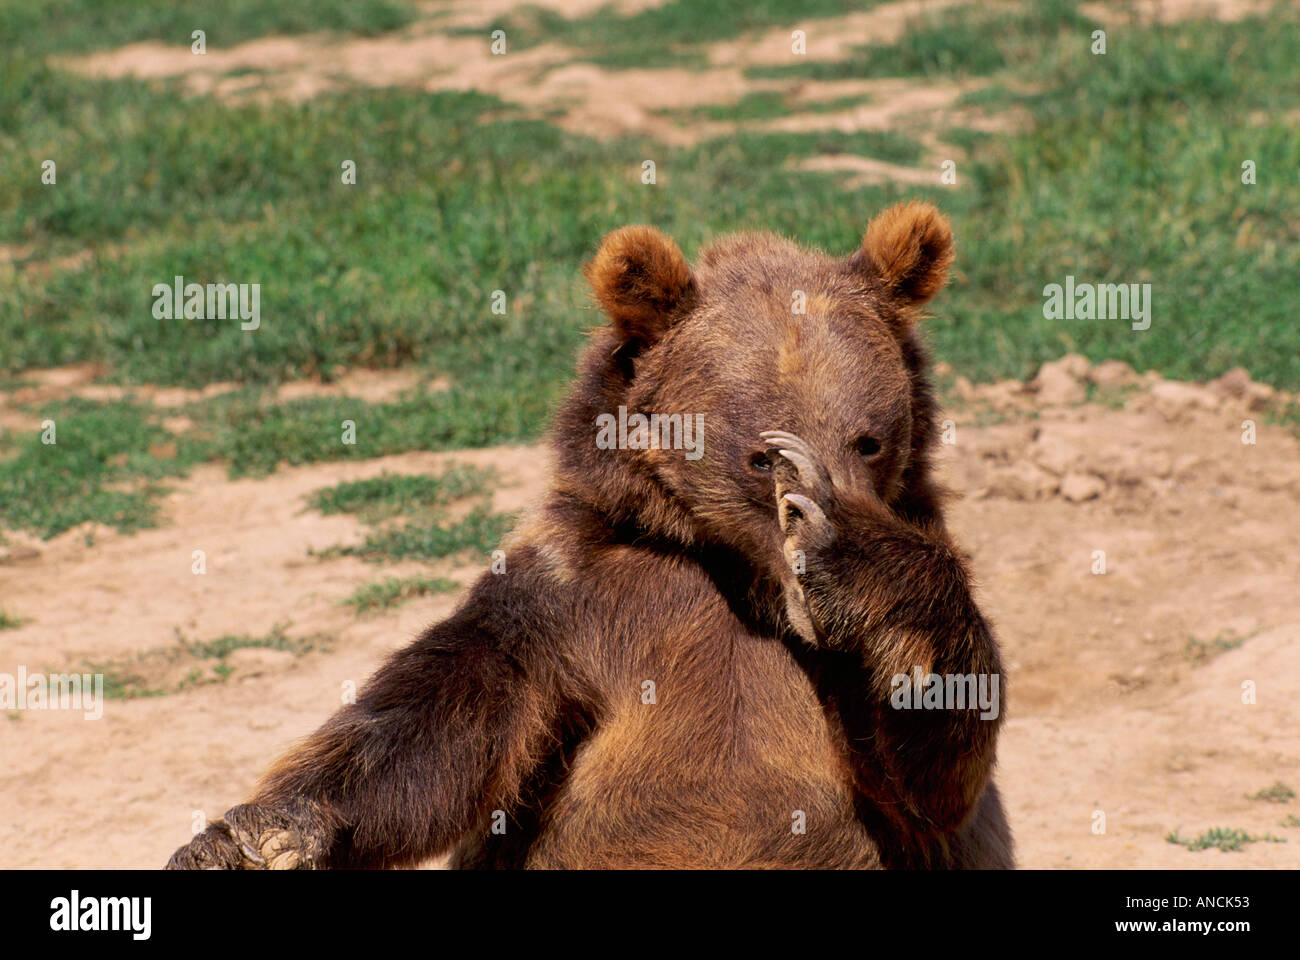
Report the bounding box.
[167,201,1013,870]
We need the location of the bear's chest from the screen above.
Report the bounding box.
[525,624,879,868]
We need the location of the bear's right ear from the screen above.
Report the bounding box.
[583,225,696,348]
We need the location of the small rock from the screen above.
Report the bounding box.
[977,380,1029,411]
[1244,382,1276,411]
[1058,353,1091,379]
[1150,381,1220,420]
[1089,360,1139,386]
[1030,355,1088,406]
[986,461,1059,501]
[1060,471,1106,502]
[1209,367,1251,399]
[1028,430,1079,476]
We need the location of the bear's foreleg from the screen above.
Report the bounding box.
[762,431,1003,841]
[167,590,567,869]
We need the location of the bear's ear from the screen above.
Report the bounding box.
[851,201,954,308]
[583,225,696,347]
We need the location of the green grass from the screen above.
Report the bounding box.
[308,466,514,565]
[1165,827,1286,853]
[746,0,1093,82]
[6,10,1299,397]
[344,575,460,614]
[188,389,544,477]
[1183,629,1250,665]
[86,623,327,699]
[930,14,1300,387]
[0,398,208,538]
[0,608,27,630]
[657,92,877,124]
[468,0,875,69]
[308,465,496,522]
[1248,782,1295,804]
[322,505,516,565]
[0,0,416,56]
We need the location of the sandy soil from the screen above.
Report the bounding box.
[3,358,1297,868]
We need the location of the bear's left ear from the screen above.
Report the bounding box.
[583,225,696,348]
[850,201,954,308]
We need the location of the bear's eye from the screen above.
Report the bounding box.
[855,435,882,458]
[749,451,775,473]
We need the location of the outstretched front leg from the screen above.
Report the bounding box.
[760,431,1006,861]
[168,564,580,869]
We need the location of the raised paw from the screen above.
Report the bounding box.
[166,802,326,870]
[759,431,836,553]
[759,431,837,644]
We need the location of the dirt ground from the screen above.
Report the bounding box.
[2,357,1297,868]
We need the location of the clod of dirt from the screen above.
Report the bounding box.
[1029,353,1089,406]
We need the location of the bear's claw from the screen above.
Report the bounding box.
[166,803,324,870]
[760,431,837,644]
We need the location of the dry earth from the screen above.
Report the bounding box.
[2,358,1298,868]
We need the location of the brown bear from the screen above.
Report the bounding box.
[167,200,1013,870]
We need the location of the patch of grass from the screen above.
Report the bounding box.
[308,465,496,522]
[9,9,1296,397]
[709,129,925,167]
[1280,814,1300,828]
[1248,782,1295,804]
[747,0,1093,82]
[344,575,460,615]
[0,608,28,630]
[0,398,209,538]
[309,464,514,567]
[931,14,1300,388]
[0,0,417,56]
[87,623,327,699]
[657,91,875,123]
[473,0,875,68]
[329,505,516,565]
[1165,827,1286,852]
[1183,629,1250,665]
[175,623,323,660]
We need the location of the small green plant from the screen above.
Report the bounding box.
[344,575,460,615]
[85,623,328,699]
[1166,828,1286,852]
[308,466,495,522]
[0,608,27,630]
[1184,629,1250,665]
[1248,782,1295,804]
[327,506,516,565]
[310,465,515,567]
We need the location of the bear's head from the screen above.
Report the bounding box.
[552,201,953,596]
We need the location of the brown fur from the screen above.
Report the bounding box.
[167,201,1013,871]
